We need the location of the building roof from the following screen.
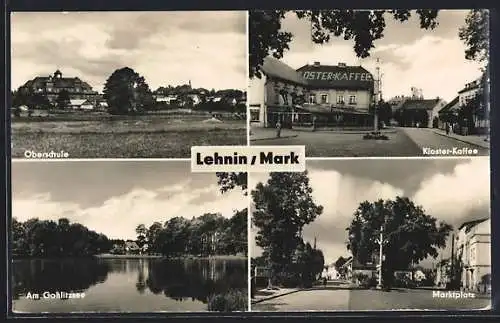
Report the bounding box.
[297,63,374,91]
[298,105,370,115]
[399,98,441,111]
[69,99,90,106]
[20,72,95,92]
[125,241,140,249]
[458,81,480,94]
[261,56,308,86]
[458,218,489,231]
[438,96,460,114]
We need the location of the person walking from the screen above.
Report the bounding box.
[276,119,282,138]
[445,122,450,135]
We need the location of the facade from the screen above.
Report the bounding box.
[395,98,447,128]
[321,264,339,280]
[249,58,375,128]
[457,76,489,133]
[18,70,98,105]
[455,218,491,293]
[69,99,94,110]
[438,96,460,130]
[249,57,308,128]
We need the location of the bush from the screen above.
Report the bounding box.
[352,273,377,288]
[363,131,389,140]
[207,289,247,312]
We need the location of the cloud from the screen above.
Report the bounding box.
[13,184,246,240]
[413,157,490,226]
[278,10,484,102]
[250,158,490,264]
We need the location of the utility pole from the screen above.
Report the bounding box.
[450,233,455,288]
[376,225,384,289]
[374,58,381,132]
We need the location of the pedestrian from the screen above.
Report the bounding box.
[445,122,449,135]
[323,277,327,287]
[276,119,281,138]
[312,115,317,132]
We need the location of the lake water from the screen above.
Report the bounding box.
[12,257,247,313]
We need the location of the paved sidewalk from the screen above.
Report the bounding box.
[429,128,490,149]
[250,128,298,141]
[250,126,395,141]
[251,288,301,304]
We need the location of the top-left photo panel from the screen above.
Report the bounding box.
[10,11,248,159]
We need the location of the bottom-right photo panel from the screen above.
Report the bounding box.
[250,157,490,311]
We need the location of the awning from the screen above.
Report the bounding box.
[297,105,370,115]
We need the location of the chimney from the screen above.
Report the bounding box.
[313,61,320,67]
[338,62,346,67]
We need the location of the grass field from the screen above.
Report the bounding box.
[11,114,246,158]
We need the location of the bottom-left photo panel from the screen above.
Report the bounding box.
[10,160,248,313]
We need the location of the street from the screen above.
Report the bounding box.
[252,285,491,311]
[250,127,489,157]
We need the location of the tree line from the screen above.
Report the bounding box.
[12,218,112,258]
[11,67,246,116]
[115,210,248,257]
[12,209,247,258]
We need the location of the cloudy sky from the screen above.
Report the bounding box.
[278,10,486,102]
[12,161,247,239]
[250,157,490,267]
[11,11,247,92]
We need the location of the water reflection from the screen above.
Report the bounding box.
[12,258,110,300]
[12,257,247,312]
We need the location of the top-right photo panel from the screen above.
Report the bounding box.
[249,10,490,158]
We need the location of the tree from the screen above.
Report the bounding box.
[103,67,154,115]
[11,218,111,258]
[377,100,392,125]
[346,197,452,288]
[135,224,148,253]
[459,9,489,63]
[216,172,248,195]
[250,10,439,78]
[459,10,489,134]
[56,89,71,109]
[252,172,323,287]
[334,256,349,278]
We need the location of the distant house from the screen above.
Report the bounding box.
[125,241,140,254]
[69,99,94,110]
[321,264,339,280]
[187,93,201,105]
[438,96,460,130]
[343,256,377,282]
[97,101,108,111]
[396,97,447,128]
[155,95,178,104]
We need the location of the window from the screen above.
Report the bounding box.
[250,109,260,122]
[349,95,357,104]
[309,94,317,104]
[320,94,328,104]
[337,95,344,104]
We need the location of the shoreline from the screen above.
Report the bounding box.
[13,254,247,261]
